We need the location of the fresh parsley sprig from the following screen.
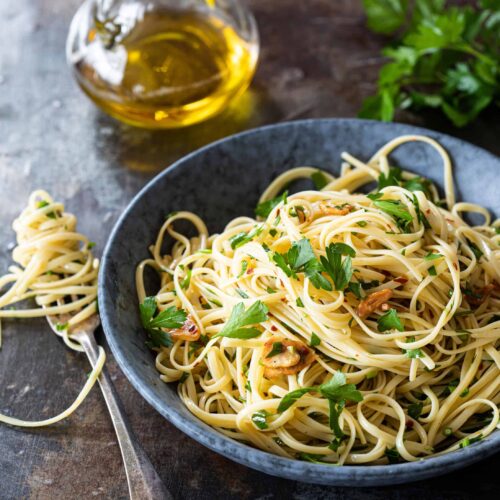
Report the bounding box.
[360,0,500,127]
[215,301,269,339]
[277,371,363,450]
[140,296,187,347]
[273,238,333,291]
[320,243,356,291]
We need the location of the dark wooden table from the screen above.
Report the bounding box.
[0,1,498,499]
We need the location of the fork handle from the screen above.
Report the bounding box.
[79,332,172,500]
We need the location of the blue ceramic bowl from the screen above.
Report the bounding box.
[99,119,500,486]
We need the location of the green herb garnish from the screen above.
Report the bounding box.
[404,337,424,359]
[214,301,268,339]
[320,243,356,291]
[277,371,363,448]
[255,191,288,219]
[266,341,283,358]
[408,402,423,420]
[252,410,270,430]
[140,297,187,348]
[310,332,321,347]
[311,170,328,190]
[229,226,263,249]
[359,0,500,127]
[377,308,404,332]
[273,239,332,291]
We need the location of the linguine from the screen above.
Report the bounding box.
[136,135,500,465]
[0,191,104,427]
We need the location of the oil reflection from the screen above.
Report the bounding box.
[92,86,282,174]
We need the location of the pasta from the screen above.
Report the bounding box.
[136,135,500,465]
[0,191,104,427]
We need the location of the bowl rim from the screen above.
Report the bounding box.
[98,118,500,486]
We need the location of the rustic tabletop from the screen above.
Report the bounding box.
[0,1,498,499]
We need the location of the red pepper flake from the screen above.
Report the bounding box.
[405,419,414,430]
[394,276,408,284]
[247,268,254,274]
[425,209,431,215]
[271,325,278,332]
[453,262,458,270]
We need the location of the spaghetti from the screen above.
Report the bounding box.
[136,135,500,465]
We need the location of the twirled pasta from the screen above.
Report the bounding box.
[136,135,500,465]
[0,191,104,427]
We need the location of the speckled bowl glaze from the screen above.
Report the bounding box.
[99,119,500,486]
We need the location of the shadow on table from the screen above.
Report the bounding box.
[91,86,282,174]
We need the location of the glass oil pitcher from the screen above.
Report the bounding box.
[66,0,259,128]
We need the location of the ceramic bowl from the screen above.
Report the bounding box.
[99,119,500,486]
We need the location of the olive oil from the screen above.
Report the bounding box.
[72,8,259,128]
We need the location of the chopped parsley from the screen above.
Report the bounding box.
[404,337,424,359]
[320,243,355,291]
[373,198,413,232]
[255,191,288,219]
[311,170,329,190]
[424,252,442,261]
[229,225,263,249]
[296,297,304,308]
[235,288,249,299]
[180,268,192,290]
[214,301,268,339]
[252,410,270,430]
[140,296,187,348]
[459,434,482,448]
[377,308,404,332]
[385,447,400,464]
[273,238,332,291]
[310,332,321,347]
[347,281,363,299]
[238,260,248,278]
[428,265,437,276]
[277,371,363,449]
[408,402,423,420]
[266,341,283,358]
[37,200,57,219]
[55,322,68,332]
[466,238,483,261]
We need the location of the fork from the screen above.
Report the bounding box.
[46,313,172,500]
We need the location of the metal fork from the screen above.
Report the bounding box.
[46,313,171,500]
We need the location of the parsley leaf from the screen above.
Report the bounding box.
[252,410,270,429]
[255,191,288,219]
[377,308,404,332]
[230,226,263,249]
[320,243,355,291]
[373,199,413,231]
[424,252,442,260]
[266,341,283,358]
[140,297,187,348]
[408,401,423,420]
[215,301,268,339]
[311,170,328,190]
[466,238,483,260]
[360,1,500,127]
[277,370,363,440]
[404,337,424,359]
[37,200,57,219]
[273,239,332,291]
[310,332,321,347]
